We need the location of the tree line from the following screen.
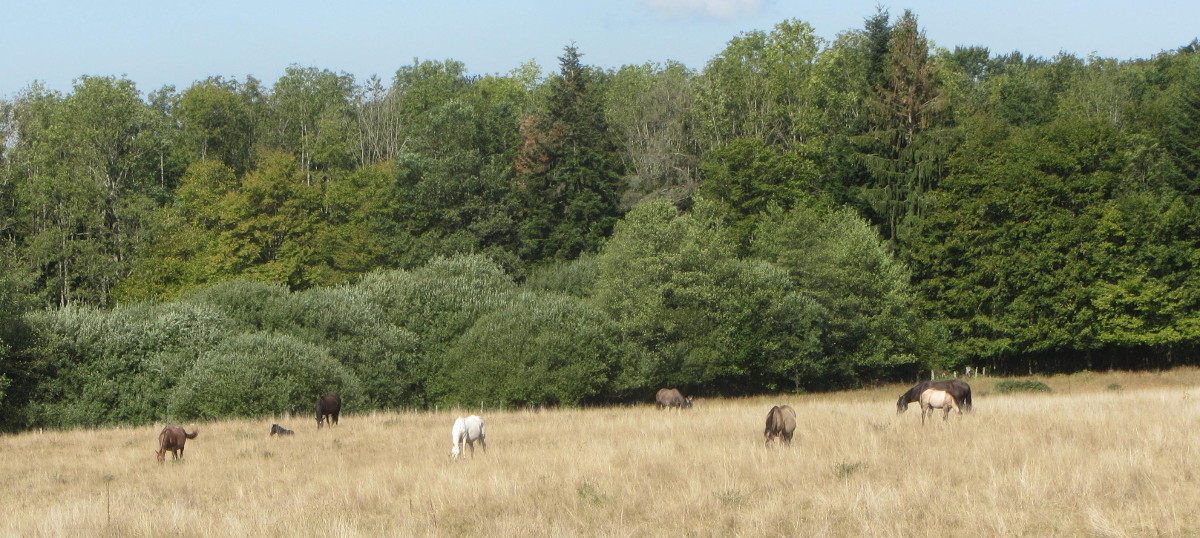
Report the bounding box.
[1,10,1198,430]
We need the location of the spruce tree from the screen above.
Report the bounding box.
[513,45,624,261]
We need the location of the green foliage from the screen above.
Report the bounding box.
[438,292,622,407]
[523,254,600,298]
[696,19,826,149]
[22,301,235,428]
[270,286,422,409]
[176,78,256,172]
[4,11,1200,430]
[605,61,700,206]
[992,379,1052,394]
[753,204,936,383]
[593,199,821,393]
[513,45,625,261]
[167,331,359,420]
[699,138,822,246]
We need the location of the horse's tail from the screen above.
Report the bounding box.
[765,406,782,438]
[184,429,198,439]
[956,382,973,412]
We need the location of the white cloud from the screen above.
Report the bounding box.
[643,0,765,20]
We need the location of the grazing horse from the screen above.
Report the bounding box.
[919,388,961,424]
[316,393,341,429]
[450,415,487,461]
[269,424,294,436]
[764,405,797,446]
[655,388,694,410]
[897,379,972,414]
[155,426,198,464]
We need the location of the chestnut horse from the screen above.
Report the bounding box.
[155,426,198,464]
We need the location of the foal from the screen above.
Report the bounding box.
[919,388,962,425]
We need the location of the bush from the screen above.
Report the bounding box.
[276,286,423,408]
[22,302,236,428]
[186,279,292,331]
[993,379,1052,394]
[168,332,359,420]
[437,292,622,407]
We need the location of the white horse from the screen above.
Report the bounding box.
[450,415,487,461]
[919,388,961,425]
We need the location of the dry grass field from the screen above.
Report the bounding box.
[3,368,1200,537]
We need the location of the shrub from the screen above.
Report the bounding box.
[437,292,622,407]
[168,332,359,420]
[993,379,1052,394]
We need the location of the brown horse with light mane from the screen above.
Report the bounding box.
[764,405,797,446]
[155,425,198,464]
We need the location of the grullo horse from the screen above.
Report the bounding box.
[156,426,198,464]
[764,405,797,446]
[270,424,294,436]
[897,380,972,414]
[450,415,487,461]
[655,388,694,410]
[919,388,962,424]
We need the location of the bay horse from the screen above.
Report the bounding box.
[919,388,962,424]
[316,393,341,429]
[764,405,797,446]
[155,426,198,464]
[450,415,486,461]
[270,424,294,436]
[897,379,972,414]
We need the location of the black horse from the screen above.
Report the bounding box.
[316,393,341,428]
[897,380,972,414]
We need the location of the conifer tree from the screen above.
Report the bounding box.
[513,45,624,261]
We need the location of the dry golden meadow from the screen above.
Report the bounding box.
[3,369,1200,537]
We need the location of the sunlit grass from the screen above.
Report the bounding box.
[3,368,1199,536]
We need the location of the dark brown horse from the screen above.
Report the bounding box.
[655,388,693,410]
[270,424,294,436]
[316,394,341,428]
[156,426,198,464]
[764,405,797,446]
[897,380,972,414]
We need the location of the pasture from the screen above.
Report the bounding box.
[3,369,1200,537]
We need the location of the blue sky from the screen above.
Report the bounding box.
[2,0,1197,98]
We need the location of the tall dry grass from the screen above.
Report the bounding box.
[3,369,1199,537]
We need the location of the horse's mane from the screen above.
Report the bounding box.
[899,382,930,406]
